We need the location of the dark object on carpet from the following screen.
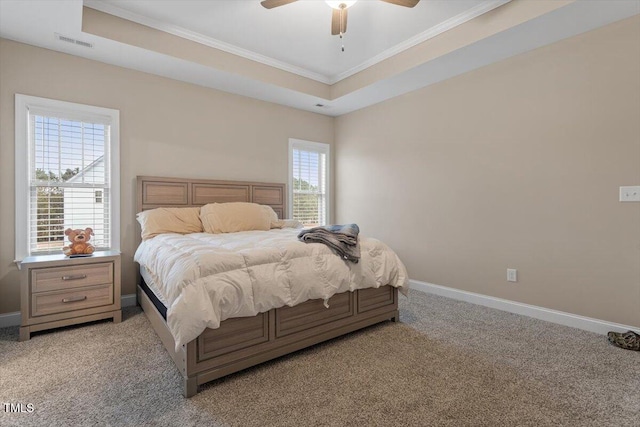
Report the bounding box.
[298,223,361,263]
[607,330,640,351]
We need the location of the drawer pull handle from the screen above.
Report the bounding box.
[62,295,87,303]
[62,274,87,281]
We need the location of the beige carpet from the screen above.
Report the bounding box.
[1,290,639,427]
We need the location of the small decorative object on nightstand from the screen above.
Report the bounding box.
[19,251,121,341]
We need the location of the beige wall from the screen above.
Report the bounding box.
[335,16,640,327]
[0,39,334,313]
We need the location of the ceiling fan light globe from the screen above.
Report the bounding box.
[325,1,357,10]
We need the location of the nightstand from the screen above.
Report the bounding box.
[19,251,121,341]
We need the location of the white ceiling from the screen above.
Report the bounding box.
[0,0,638,116]
[89,0,493,83]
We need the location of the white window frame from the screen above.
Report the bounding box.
[14,94,120,262]
[288,138,331,225]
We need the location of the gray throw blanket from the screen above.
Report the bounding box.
[298,224,361,263]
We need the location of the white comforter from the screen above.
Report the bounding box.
[134,229,409,350]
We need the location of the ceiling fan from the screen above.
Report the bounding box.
[261,0,420,50]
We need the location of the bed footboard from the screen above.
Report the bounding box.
[138,284,399,397]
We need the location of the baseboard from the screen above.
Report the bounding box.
[409,279,640,336]
[0,311,20,328]
[0,293,138,328]
[121,293,137,307]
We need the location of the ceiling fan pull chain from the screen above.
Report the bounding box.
[340,7,345,52]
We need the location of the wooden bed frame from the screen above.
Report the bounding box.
[136,176,400,397]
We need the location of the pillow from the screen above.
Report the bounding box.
[281,219,304,229]
[262,205,281,229]
[270,219,303,229]
[136,207,203,240]
[256,206,303,229]
[200,202,271,234]
[260,206,303,229]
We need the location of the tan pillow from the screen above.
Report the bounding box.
[262,205,281,228]
[200,202,271,234]
[136,207,203,240]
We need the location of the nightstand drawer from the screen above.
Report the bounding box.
[32,263,113,293]
[31,283,114,317]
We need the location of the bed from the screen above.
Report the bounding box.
[134,176,408,397]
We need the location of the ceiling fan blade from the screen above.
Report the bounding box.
[331,8,348,35]
[380,0,420,7]
[260,0,298,9]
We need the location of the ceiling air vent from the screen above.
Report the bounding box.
[55,33,93,48]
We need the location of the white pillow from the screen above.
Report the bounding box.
[270,219,303,229]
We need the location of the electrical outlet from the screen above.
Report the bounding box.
[620,186,640,202]
[507,269,517,282]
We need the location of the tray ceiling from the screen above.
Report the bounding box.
[0,0,638,116]
[88,0,496,83]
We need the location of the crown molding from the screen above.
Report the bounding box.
[327,0,512,83]
[83,0,332,84]
[84,0,511,87]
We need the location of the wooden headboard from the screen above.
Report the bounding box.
[136,176,286,218]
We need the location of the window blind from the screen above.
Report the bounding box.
[291,144,328,227]
[28,113,111,254]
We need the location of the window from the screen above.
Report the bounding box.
[15,95,120,260]
[288,139,330,227]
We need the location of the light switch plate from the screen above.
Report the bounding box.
[620,186,640,202]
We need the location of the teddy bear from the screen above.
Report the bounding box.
[63,227,95,256]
